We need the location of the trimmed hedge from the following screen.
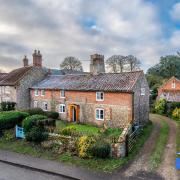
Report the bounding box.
[25,126,48,143]
[22,108,44,116]
[0,102,16,111]
[22,115,47,133]
[0,111,29,130]
[21,108,59,119]
[45,111,59,119]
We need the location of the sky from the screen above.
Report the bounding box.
[0,0,180,72]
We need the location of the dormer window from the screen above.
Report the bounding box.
[96,92,104,101]
[172,81,176,89]
[60,90,65,98]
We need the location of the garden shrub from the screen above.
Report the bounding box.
[154,98,167,115]
[0,111,29,130]
[3,129,15,141]
[25,126,48,143]
[45,111,59,119]
[60,126,77,136]
[90,141,111,158]
[22,108,44,116]
[166,102,180,117]
[22,115,47,133]
[172,108,180,120]
[77,135,96,158]
[0,102,16,111]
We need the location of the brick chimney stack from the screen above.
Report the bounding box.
[23,55,28,67]
[90,54,105,74]
[33,50,42,67]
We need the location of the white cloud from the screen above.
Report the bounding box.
[0,0,174,73]
[170,2,180,21]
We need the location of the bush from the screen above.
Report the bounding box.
[90,141,111,158]
[45,111,59,119]
[172,108,180,120]
[25,126,48,143]
[154,98,167,115]
[22,108,44,116]
[60,126,77,136]
[22,115,47,133]
[77,135,96,158]
[166,102,180,117]
[0,111,29,130]
[0,102,16,111]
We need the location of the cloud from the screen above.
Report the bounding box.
[0,0,176,73]
[170,2,180,21]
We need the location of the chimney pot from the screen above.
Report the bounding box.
[33,49,42,67]
[23,55,28,67]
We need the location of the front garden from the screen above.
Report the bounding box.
[0,107,153,172]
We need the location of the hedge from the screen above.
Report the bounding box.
[22,115,47,133]
[22,108,44,116]
[0,111,29,130]
[0,102,16,111]
[90,141,111,159]
[45,111,59,119]
[21,108,59,119]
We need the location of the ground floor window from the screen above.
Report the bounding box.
[42,102,48,111]
[96,108,104,120]
[59,104,65,113]
[34,101,38,108]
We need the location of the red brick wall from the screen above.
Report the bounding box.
[31,89,133,127]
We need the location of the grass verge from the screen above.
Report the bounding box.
[0,121,153,173]
[149,119,169,170]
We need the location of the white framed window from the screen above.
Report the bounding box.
[96,92,104,101]
[41,90,45,96]
[34,101,38,108]
[59,104,65,113]
[96,108,104,121]
[172,82,176,89]
[60,90,65,98]
[42,102,48,111]
[141,88,145,96]
[34,89,39,96]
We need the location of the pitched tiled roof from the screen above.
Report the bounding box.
[32,71,143,92]
[0,73,8,82]
[0,66,33,86]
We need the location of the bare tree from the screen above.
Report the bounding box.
[60,56,83,71]
[106,55,126,73]
[125,55,141,71]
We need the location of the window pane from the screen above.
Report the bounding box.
[96,109,99,119]
[100,110,104,119]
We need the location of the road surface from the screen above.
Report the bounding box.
[0,161,71,180]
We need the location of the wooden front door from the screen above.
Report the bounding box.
[69,105,79,122]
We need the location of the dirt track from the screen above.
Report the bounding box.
[111,114,179,180]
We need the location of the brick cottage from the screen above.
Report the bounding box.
[31,54,150,128]
[157,76,180,102]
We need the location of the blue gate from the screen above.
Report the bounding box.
[16,125,25,139]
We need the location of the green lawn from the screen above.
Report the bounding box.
[0,121,153,172]
[55,120,122,139]
[149,119,169,170]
